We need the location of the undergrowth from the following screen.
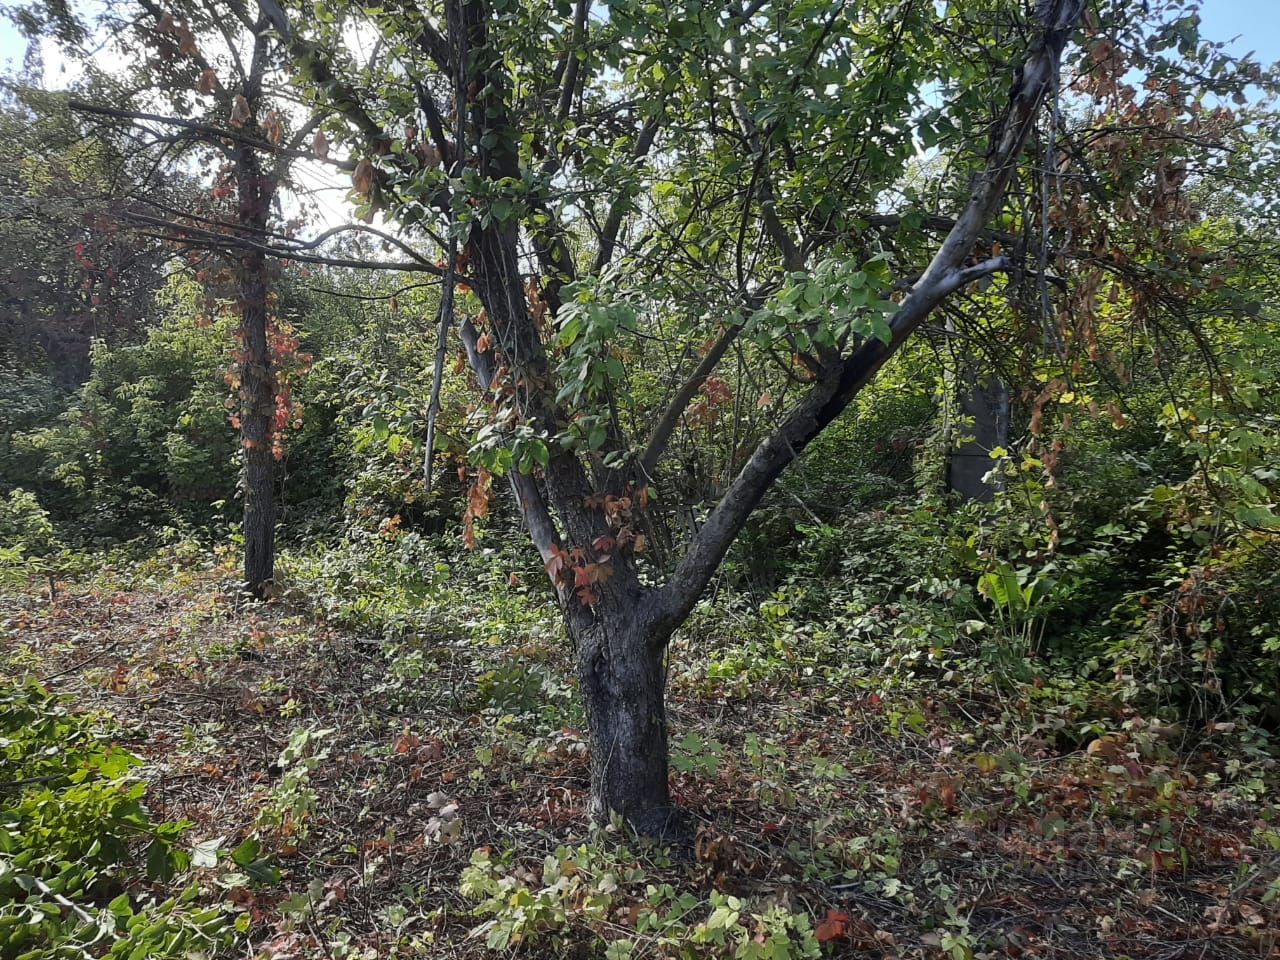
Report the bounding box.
[3,519,1277,959]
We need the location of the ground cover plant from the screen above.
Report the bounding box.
[2,511,1279,958]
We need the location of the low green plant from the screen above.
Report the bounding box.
[0,680,227,958]
[256,724,334,843]
[0,489,62,596]
[671,731,726,778]
[460,843,822,959]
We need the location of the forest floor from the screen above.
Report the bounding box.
[3,562,1279,960]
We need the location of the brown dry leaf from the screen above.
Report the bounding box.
[352,158,376,198]
[1237,902,1264,926]
[176,26,198,56]
[197,69,219,95]
[311,128,330,159]
[394,732,421,755]
[229,95,251,128]
[263,111,284,146]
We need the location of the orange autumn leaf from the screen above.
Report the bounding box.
[394,733,421,755]
[815,909,849,943]
[352,158,376,198]
[230,94,251,128]
[263,111,284,146]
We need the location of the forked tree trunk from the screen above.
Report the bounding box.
[463,249,678,828]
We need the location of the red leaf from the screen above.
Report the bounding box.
[815,910,849,943]
[940,782,957,810]
[545,543,569,581]
[394,733,421,755]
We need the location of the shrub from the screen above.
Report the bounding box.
[0,681,227,958]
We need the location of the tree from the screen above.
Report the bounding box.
[54,0,320,597]
[259,0,1091,834]
[19,0,453,593]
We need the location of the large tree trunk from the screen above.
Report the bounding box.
[236,146,276,600]
[572,610,676,834]
[464,231,679,831]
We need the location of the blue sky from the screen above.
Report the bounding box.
[1199,0,1280,66]
[1,0,1277,85]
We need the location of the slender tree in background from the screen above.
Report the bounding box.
[63,0,314,598]
[53,0,448,597]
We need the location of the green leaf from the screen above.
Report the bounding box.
[231,837,261,867]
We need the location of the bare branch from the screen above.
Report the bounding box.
[70,101,355,170]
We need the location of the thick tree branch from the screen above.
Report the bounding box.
[650,0,1085,641]
[269,12,391,150]
[460,318,563,564]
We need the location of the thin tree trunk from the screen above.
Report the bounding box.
[236,147,276,600]
[239,263,275,598]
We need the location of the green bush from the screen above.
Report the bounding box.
[12,296,239,539]
[0,681,226,959]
